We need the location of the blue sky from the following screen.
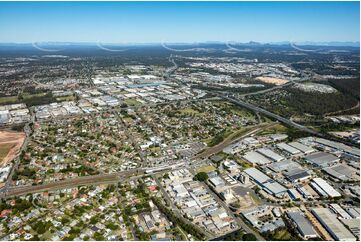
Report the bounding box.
[0,1,359,43]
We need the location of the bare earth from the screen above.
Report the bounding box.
[256,76,289,85]
[0,130,25,167]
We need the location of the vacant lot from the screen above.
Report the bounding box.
[256,76,289,85]
[0,131,26,166]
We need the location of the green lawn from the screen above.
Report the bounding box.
[196,165,216,173]
[0,96,18,105]
[272,229,294,240]
[124,98,141,106]
[256,123,288,135]
[0,143,14,163]
[55,95,76,102]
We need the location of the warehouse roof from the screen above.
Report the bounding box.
[243,151,272,165]
[312,178,341,198]
[311,208,356,241]
[257,148,284,162]
[284,169,311,182]
[263,181,287,195]
[304,152,340,167]
[314,138,360,157]
[288,142,315,154]
[244,168,272,184]
[287,212,317,238]
[267,160,301,172]
[276,143,301,155]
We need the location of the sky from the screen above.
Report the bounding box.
[0,1,359,43]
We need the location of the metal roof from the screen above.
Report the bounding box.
[257,148,285,162]
[314,138,360,157]
[305,152,340,167]
[287,212,317,237]
[288,142,315,153]
[244,168,272,184]
[311,208,356,241]
[312,178,341,198]
[276,143,301,155]
[243,151,272,165]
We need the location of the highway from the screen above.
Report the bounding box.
[222,94,359,147]
[222,95,321,135]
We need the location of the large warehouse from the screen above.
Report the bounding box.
[311,208,356,241]
[243,151,272,165]
[286,212,318,239]
[257,148,284,162]
[304,152,340,167]
[312,178,341,198]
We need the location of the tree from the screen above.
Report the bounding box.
[242,233,257,241]
[193,172,208,182]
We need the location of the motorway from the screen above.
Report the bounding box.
[222,95,321,136]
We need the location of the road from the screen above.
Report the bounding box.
[222,95,321,136]
[153,175,215,239]
[193,123,275,160]
[187,168,265,241]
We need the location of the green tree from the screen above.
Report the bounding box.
[193,172,208,182]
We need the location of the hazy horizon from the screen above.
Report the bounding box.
[0,2,359,43]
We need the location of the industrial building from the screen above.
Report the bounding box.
[304,152,340,167]
[276,143,301,155]
[314,138,360,158]
[286,212,318,239]
[322,164,355,181]
[243,151,272,165]
[262,181,287,198]
[330,204,352,219]
[244,168,272,185]
[257,148,284,162]
[311,208,356,241]
[284,168,311,183]
[288,142,315,154]
[311,178,341,198]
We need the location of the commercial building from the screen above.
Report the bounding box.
[322,164,354,182]
[209,176,226,189]
[257,148,284,162]
[286,212,318,239]
[284,168,311,183]
[311,178,341,198]
[276,143,301,155]
[244,168,272,185]
[288,142,315,154]
[314,138,360,158]
[311,208,356,241]
[243,151,272,165]
[262,181,287,198]
[304,152,340,167]
[329,204,352,220]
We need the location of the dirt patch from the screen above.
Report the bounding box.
[0,130,25,167]
[256,76,289,86]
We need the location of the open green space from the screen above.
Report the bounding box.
[0,96,19,105]
[0,143,14,163]
[196,165,216,174]
[124,98,141,106]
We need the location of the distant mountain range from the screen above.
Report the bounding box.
[0,41,359,47]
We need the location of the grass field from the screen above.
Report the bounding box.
[55,95,76,102]
[0,96,18,105]
[271,229,294,240]
[196,165,216,173]
[124,98,141,106]
[256,123,288,135]
[178,107,201,116]
[0,143,15,163]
